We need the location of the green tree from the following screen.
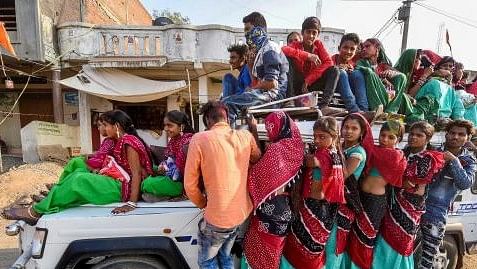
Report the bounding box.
[152,9,191,25]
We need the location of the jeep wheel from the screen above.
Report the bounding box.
[434,236,458,269]
[91,255,168,269]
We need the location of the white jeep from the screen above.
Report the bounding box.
[5,94,477,269]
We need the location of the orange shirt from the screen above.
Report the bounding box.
[184,122,260,228]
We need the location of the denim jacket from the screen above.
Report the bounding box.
[423,147,477,223]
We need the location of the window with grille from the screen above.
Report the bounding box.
[0,0,17,31]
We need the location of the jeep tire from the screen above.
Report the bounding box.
[91,255,168,269]
[435,236,458,269]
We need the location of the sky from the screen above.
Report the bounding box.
[140,0,477,70]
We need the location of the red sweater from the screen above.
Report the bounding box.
[282,40,333,85]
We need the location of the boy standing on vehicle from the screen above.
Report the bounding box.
[419,120,477,269]
[184,101,260,269]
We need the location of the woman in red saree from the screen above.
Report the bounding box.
[242,111,304,269]
[283,117,345,269]
[2,110,153,224]
[142,110,195,200]
[372,121,445,268]
[346,120,407,269]
[325,113,375,269]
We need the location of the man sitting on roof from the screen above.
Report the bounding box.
[282,16,342,115]
[221,44,252,99]
[221,12,288,126]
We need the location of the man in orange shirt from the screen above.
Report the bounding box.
[184,101,261,269]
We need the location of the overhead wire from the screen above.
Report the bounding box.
[373,8,400,38]
[414,2,477,29]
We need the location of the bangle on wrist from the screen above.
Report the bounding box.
[126,201,137,208]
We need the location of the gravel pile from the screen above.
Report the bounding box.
[0,161,63,248]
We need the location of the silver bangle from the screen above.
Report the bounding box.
[126,201,137,208]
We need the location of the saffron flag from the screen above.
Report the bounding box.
[0,22,16,56]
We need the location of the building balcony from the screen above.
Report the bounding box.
[57,22,345,69]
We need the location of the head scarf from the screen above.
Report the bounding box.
[365,38,392,66]
[421,50,442,66]
[246,26,268,51]
[394,49,418,89]
[247,111,304,209]
[266,111,292,142]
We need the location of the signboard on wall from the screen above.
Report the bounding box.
[64,92,79,105]
[37,122,62,136]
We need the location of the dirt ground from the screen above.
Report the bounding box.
[0,159,476,269]
[0,161,62,246]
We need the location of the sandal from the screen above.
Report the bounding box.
[40,190,49,196]
[30,194,45,203]
[45,183,55,190]
[141,193,171,203]
[2,207,40,226]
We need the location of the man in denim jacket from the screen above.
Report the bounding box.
[419,120,477,269]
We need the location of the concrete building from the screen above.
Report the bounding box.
[1,0,345,157]
[56,22,345,153]
[0,0,151,154]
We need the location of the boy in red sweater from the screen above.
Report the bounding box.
[282,17,342,115]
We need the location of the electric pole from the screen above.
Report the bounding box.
[398,0,414,53]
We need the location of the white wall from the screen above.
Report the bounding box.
[21,121,80,163]
[0,93,22,151]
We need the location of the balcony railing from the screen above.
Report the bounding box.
[57,22,344,68]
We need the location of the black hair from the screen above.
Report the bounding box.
[227,44,248,58]
[408,121,436,151]
[339,33,360,48]
[286,31,301,44]
[301,16,321,34]
[165,110,195,134]
[199,101,229,127]
[446,119,474,136]
[409,121,435,140]
[381,120,405,142]
[100,109,153,163]
[243,12,267,31]
[435,56,455,70]
[313,117,339,143]
[342,113,368,141]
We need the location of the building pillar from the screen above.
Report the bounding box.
[167,94,180,111]
[198,75,208,131]
[79,91,92,154]
[52,69,64,123]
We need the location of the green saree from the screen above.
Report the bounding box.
[356,58,413,115]
[34,157,122,214]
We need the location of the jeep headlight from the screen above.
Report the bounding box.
[31,228,47,258]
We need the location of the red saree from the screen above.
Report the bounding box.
[164,133,193,176]
[381,149,445,256]
[243,111,304,269]
[112,134,153,201]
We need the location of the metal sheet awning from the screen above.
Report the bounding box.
[60,65,187,103]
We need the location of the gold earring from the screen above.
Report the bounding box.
[115,124,121,138]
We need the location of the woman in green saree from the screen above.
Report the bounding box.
[355,38,413,116]
[401,55,465,124]
[2,110,154,225]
